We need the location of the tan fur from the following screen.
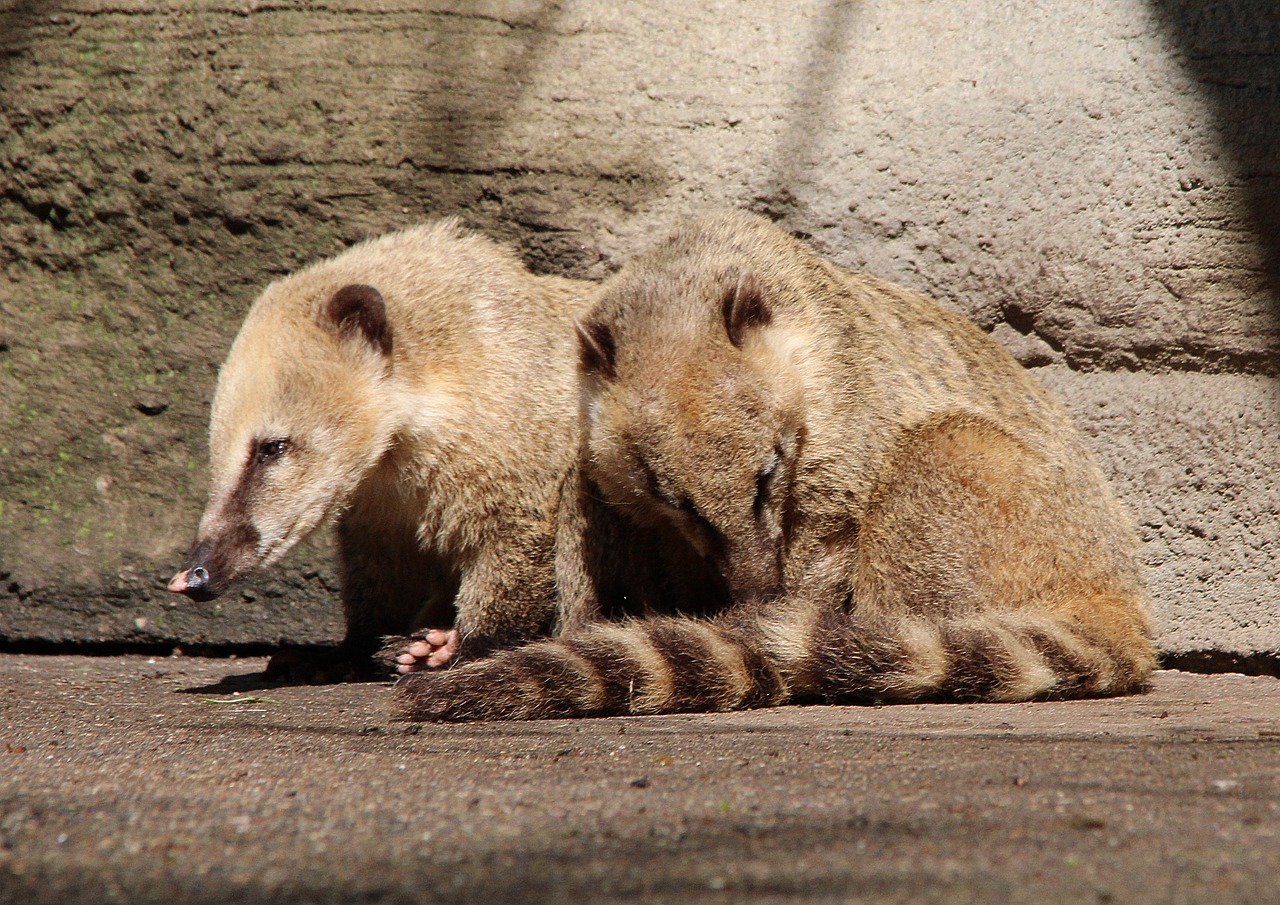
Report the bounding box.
[171,221,595,678]
[394,212,1154,719]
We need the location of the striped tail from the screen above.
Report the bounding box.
[391,602,1155,722]
[392,617,788,722]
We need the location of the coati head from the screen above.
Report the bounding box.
[168,281,396,601]
[578,230,807,605]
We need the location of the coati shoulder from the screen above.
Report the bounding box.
[394,211,1155,719]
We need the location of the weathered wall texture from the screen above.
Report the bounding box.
[1,1,1276,659]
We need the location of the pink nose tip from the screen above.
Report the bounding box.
[167,569,190,593]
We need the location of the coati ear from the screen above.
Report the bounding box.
[575,319,617,380]
[324,284,393,356]
[722,269,771,348]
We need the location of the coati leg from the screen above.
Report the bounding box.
[394,471,738,679]
[391,413,1153,720]
[548,464,610,634]
[390,527,559,673]
[266,513,456,684]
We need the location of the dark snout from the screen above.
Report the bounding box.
[168,538,224,601]
[167,534,247,602]
[723,533,786,606]
[167,565,219,601]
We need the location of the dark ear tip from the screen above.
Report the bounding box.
[325,284,392,356]
[329,282,382,305]
[722,268,770,347]
[575,319,617,380]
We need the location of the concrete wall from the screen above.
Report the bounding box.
[1,1,1276,660]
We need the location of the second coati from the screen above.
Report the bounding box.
[168,221,597,679]
[394,211,1156,719]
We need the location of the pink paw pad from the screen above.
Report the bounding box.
[395,628,460,673]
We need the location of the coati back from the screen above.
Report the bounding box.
[394,211,1156,719]
[168,221,598,678]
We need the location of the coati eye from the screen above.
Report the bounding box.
[753,446,783,521]
[634,454,724,555]
[254,438,290,464]
[640,464,685,515]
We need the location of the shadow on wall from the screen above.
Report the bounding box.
[409,4,562,173]
[1147,0,1280,363]
[0,2,45,79]
[403,4,667,277]
[760,0,863,223]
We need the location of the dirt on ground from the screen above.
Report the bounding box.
[0,654,1276,904]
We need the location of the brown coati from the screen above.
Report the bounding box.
[168,221,600,680]
[393,211,1156,719]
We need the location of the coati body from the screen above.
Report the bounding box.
[394,211,1156,719]
[168,221,598,678]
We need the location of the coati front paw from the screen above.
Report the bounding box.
[392,629,461,673]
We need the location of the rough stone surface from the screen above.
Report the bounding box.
[0,1,1276,656]
[1041,368,1280,656]
[1,654,1278,904]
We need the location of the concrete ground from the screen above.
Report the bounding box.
[0,654,1277,905]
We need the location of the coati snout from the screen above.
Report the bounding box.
[719,531,786,604]
[168,524,262,602]
[168,557,216,602]
[167,565,214,601]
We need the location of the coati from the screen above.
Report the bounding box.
[167,221,598,679]
[394,211,1156,719]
